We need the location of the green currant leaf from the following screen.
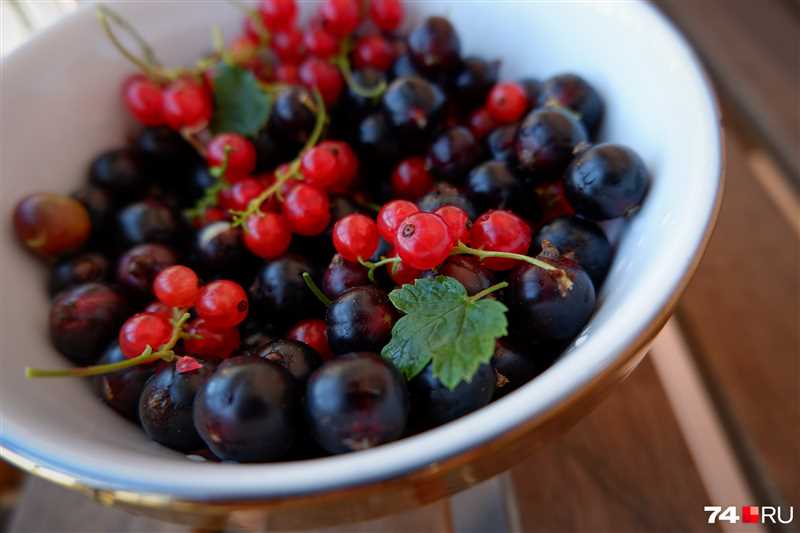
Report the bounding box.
[381,276,508,390]
[211,63,271,137]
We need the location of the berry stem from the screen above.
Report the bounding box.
[225,0,271,45]
[302,272,332,307]
[359,256,401,283]
[25,309,192,379]
[331,38,387,99]
[96,5,167,82]
[467,281,508,303]
[185,146,233,221]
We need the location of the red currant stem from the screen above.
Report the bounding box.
[302,272,332,307]
[184,146,232,220]
[232,89,328,227]
[331,39,387,99]
[350,196,382,213]
[358,256,401,283]
[225,0,271,45]
[25,310,192,379]
[467,281,509,303]
[96,5,168,83]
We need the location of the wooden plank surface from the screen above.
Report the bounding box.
[509,359,715,532]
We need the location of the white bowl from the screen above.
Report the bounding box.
[0,0,722,528]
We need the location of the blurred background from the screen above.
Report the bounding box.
[1,1,798,532]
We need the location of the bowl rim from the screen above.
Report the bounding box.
[0,0,724,506]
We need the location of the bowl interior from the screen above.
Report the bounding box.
[0,0,720,500]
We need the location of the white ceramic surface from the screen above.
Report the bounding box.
[0,1,721,501]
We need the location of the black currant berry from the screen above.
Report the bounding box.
[256,339,322,385]
[326,286,397,355]
[515,107,588,179]
[116,244,178,301]
[88,148,151,198]
[323,254,370,299]
[72,186,116,242]
[382,76,445,141]
[486,123,519,164]
[453,57,500,111]
[534,216,612,288]
[426,126,481,183]
[48,252,110,296]
[192,221,249,278]
[417,182,477,220]
[249,254,322,328]
[436,255,494,296]
[492,340,544,399]
[465,160,522,212]
[409,362,494,429]
[117,200,180,247]
[540,74,604,138]
[93,342,155,421]
[408,16,462,78]
[269,86,318,148]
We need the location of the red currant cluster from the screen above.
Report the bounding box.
[468,81,530,139]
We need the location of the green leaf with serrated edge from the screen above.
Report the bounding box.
[211,63,271,137]
[381,276,508,390]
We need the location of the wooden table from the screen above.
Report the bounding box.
[1,1,798,531]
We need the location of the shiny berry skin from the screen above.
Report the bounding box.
[518,78,542,110]
[122,75,164,126]
[515,107,588,179]
[306,352,409,454]
[387,254,424,286]
[48,252,110,296]
[564,143,649,220]
[323,254,370,298]
[183,318,240,359]
[276,63,301,84]
[299,57,344,105]
[301,145,339,189]
[305,27,339,59]
[288,319,333,360]
[72,186,115,241]
[535,216,612,288]
[154,265,200,308]
[454,57,500,111]
[369,0,403,31]
[259,0,297,30]
[354,35,395,71]
[465,160,521,212]
[325,140,359,188]
[382,76,445,140]
[320,0,360,37]
[163,78,212,130]
[487,82,528,124]
[94,343,156,421]
[533,178,575,223]
[391,157,433,200]
[409,362,494,429]
[436,255,493,296]
[271,26,305,64]
[434,205,469,245]
[194,357,298,462]
[468,210,532,270]
[426,126,480,183]
[194,221,249,276]
[219,178,265,212]
[206,133,257,181]
[117,200,180,247]
[257,339,323,384]
[144,301,173,319]
[89,148,150,197]
[540,73,604,137]
[116,244,178,299]
[135,126,197,168]
[326,286,397,355]
[486,122,518,164]
[492,340,543,399]
[118,312,173,358]
[14,193,91,258]
[395,212,452,270]
[195,280,249,329]
[269,87,317,146]
[417,182,477,220]
[468,107,496,140]
[407,16,461,77]
[139,360,214,452]
[249,254,321,327]
[356,113,402,166]
[332,214,379,262]
[283,183,331,236]
[339,68,386,121]
[505,256,596,342]
[49,283,128,365]
[377,200,419,244]
[243,212,292,259]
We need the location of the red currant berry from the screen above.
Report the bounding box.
[118,313,172,358]
[219,178,265,212]
[533,179,576,225]
[243,212,292,259]
[195,280,249,329]
[354,35,395,71]
[324,140,358,191]
[299,57,343,105]
[487,82,528,124]
[332,214,379,262]
[301,145,339,189]
[283,183,331,236]
[259,0,297,30]
[435,205,470,245]
[468,210,532,270]
[207,133,257,181]
[391,157,433,200]
[122,75,164,126]
[468,107,496,139]
[320,0,360,37]
[276,63,301,84]
[153,265,200,308]
[271,26,305,64]
[388,254,424,286]
[192,207,227,229]
[243,12,269,41]
[228,35,259,64]
[304,27,339,59]
[395,212,452,270]
[288,318,333,360]
[369,0,403,31]
[163,78,212,130]
[377,200,418,244]
[144,301,173,319]
[184,318,240,359]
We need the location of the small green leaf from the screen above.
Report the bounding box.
[381,276,508,390]
[211,63,271,137]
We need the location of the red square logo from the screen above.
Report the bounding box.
[743,506,760,523]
